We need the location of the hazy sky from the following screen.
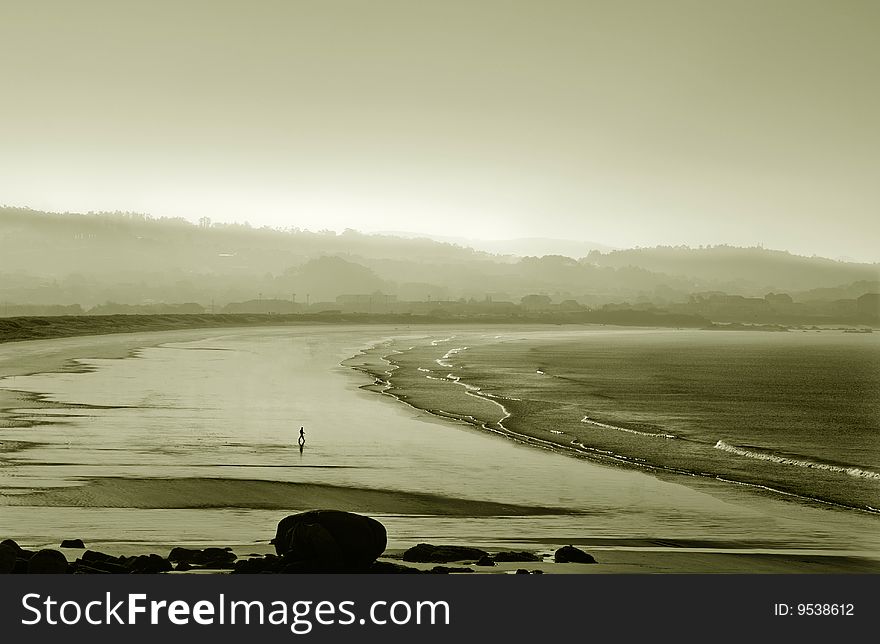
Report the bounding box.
[1,0,878,260]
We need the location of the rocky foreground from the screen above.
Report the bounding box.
[1,510,596,575]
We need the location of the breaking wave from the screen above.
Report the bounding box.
[714,440,880,480]
[581,416,677,440]
[436,347,468,368]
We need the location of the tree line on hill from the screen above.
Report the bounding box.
[1,207,877,325]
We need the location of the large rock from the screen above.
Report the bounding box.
[1,539,34,562]
[554,545,597,564]
[27,549,69,574]
[402,544,488,563]
[274,510,387,571]
[60,539,86,549]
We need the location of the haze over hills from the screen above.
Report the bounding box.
[1,207,877,316]
[376,231,618,258]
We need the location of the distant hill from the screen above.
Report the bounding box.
[376,231,617,258]
[1,207,877,310]
[792,280,880,302]
[588,246,878,293]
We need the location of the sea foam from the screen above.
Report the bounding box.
[581,416,677,439]
[435,347,468,368]
[714,440,880,480]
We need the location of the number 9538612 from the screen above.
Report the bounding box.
[797,604,853,616]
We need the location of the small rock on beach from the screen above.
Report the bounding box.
[554,545,597,564]
[402,543,489,563]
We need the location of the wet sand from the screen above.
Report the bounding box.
[3,476,566,514]
[1,325,879,573]
[0,328,240,426]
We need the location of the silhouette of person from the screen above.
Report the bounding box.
[298,426,305,449]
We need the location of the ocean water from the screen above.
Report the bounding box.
[375,329,880,512]
[0,326,878,555]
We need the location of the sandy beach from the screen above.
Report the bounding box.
[2,325,879,573]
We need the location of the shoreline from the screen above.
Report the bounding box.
[345,334,880,517]
[0,313,707,346]
[4,313,870,347]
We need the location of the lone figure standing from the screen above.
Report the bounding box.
[298,426,306,449]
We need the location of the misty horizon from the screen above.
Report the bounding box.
[2,206,878,327]
[3,204,878,264]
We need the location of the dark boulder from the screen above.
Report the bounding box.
[0,544,16,574]
[1,540,34,561]
[274,511,387,570]
[168,547,236,568]
[203,546,234,559]
[493,551,540,563]
[123,554,173,574]
[27,549,69,574]
[75,551,128,574]
[554,545,596,564]
[475,555,496,567]
[515,568,531,574]
[288,523,340,563]
[402,544,488,563]
[168,547,195,562]
[232,555,284,574]
[60,539,86,549]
